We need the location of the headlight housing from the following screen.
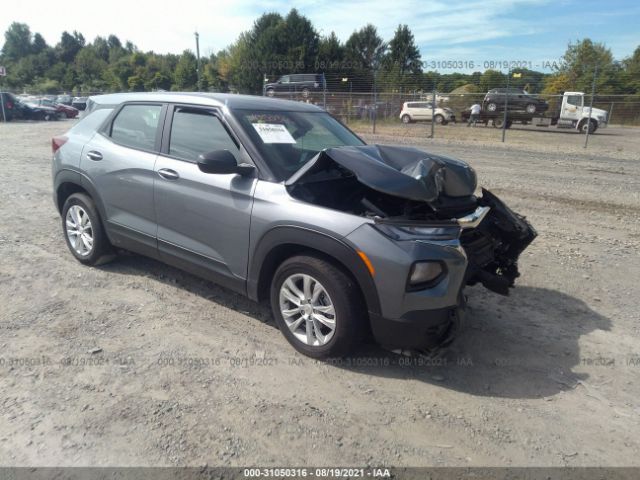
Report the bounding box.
[373,223,461,241]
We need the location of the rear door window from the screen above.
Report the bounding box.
[168,107,239,162]
[110,104,162,151]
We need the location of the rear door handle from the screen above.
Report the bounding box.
[86,150,102,161]
[158,168,179,180]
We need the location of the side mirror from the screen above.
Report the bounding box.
[197,150,254,176]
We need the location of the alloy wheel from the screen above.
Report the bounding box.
[279,273,336,346]
[66,205,94,256]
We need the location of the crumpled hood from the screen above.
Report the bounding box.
[286,145,477,203]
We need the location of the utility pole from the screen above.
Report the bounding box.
[372,69,377,134]
[584,64,598,149]
[194,31,201,91]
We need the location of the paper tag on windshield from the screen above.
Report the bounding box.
[252,123,296,144]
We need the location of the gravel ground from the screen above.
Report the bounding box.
[0,119,639,468]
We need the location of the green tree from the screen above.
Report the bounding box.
[345,24,386,71]
[32,33,48,54]
[557,39,622,93]
[75,46,108,91]
[174,50,198,90]
[317,32,345,72]
[1,22,33,61]
[57,31,85,63]
[479,69,506,91]
[622,46,640,93]
[385,24,421,75]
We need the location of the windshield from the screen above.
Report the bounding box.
[232,110,365,180]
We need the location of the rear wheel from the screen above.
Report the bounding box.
[62,193,114,265]
[301,87,310,98]
[401,114,412,124]
[270,255,365,358]
[434,114,445,125]
[525,103,537,114]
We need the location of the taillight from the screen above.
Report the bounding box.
[52,135,68,154]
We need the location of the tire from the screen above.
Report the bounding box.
[486,102,498,112]
[580,119,596,134]
[401,114,412,124]
[270,255,365,358]
[61,193,114,266]
[265,88,275,97]
[434,114,445,124]
[43,113,52,121]
[301,88,310,98]
[492,118,504,128]
[525,103,537,114]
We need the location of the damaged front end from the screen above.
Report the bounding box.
[286,144,537,295]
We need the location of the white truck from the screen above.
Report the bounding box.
[463,91,609,133]
[539,91,608,133]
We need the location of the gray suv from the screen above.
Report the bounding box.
[52,92,536,358]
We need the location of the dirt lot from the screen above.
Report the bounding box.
[1,119,639,468]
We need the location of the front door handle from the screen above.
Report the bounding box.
[158,168,179,180]
[86,150,102,161]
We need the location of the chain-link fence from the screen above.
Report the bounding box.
[260,69,640,149]
[3,71,639,149]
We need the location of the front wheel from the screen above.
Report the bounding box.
[434,114,445,125]
[62,193,114,265]
[270,255,365,358]
[265,88,275,97]
[525,103,537,114]
[580,119,596,134]
[486,102,498,112]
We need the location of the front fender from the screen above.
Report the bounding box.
[247,225,381,316]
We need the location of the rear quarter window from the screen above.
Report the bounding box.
[69,108,113,139]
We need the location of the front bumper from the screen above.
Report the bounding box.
[369,305,462,349]
[346,189,536,349]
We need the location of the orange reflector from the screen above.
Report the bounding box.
[357,251,375,276]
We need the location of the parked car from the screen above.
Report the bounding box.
[400,102,456,124]
[71,96,88,110]
[22,101,59,120]
[56,94,73,106]
[0,92,19,121]
[264,74,325,98]
[34,98,79,118]
[52,92,535,358]
[483,88,548,114]
[1,93,58,121]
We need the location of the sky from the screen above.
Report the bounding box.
[3,0,640,72]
